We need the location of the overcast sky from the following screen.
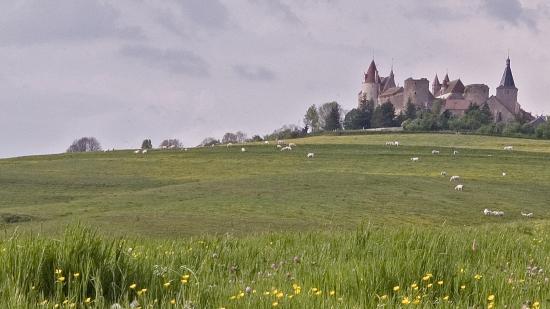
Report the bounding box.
[1,0,549,158]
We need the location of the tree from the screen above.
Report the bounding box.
[222,132,238,144]
[141,139,153,150]
[249,135,263,142]
[160,139,182,148]
[235,131,247,143]
[318,102,342,130]
[343,105,372,130]
[404,99,417,120]
[303,105,320,133]
[480,103,493,124]
[67,137,102,153]
[263,124,306,140]
[323,104,342,131]
[199,137,220,147]
[371,101,396,128]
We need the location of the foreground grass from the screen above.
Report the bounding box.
[1,134,550,237]
[1,224,548,308]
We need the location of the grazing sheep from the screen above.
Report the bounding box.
[385,141,393,146]
[142,149,148,154]
[503,145,513,151]
[226,143,233,147]
[483,208,504,216]
[410,157,419,162]
[521,212,534,218]
[450,175,460,181]
[453,150,459,155]
[432,150,440,155]
[183,148,188,151]
[276,144,282,149]
[394,141,399,146]
[134,150,140,154]
[502,172,507,176]
[454,184,464,191]
[264,141,269,144]
[241,147,246,152]
[281,146,292,151]
[307,153,314,158]
[440,171,448,176]
[483,208,491,216]
[289,143,296,147]
[277,140,285,145]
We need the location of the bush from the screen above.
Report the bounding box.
[159,139,183,149]
[141,139,153,150]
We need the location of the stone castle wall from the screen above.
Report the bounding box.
[403,78,433,108]
[464,84,489,106]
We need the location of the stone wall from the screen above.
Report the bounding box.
[464,84,489,106]
[403,78,433,108]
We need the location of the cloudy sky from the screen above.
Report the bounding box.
[1,0,549,158]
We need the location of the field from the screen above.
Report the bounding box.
[1,133,550,308]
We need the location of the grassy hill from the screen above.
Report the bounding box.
[1,133,549,237]
[1,133,550,307]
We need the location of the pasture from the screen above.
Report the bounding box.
[0,133,549,237]
[1,133,550,307]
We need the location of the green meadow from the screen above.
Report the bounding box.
[0,133,549,307]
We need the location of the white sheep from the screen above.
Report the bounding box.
[440,171,448,176]
[394,141,399,146]
[142,149,148,154]
[289,143,296,147]
[385,141,393,146]
[450,175,460,181]
[276,144,282,149]
[492,211,504,216]
[432,150,440,155]
[241,147,246,152]
[264,141,269,144]
[521,212,533,218]
[134,150,141,154]
[410,157,419,162]
[307,153,315,158]
[503,145,513,151]
[227,143,233,147]
[281,146,292,151]
[453,150,459,155]
[454,184,464,191]
[277,140,285,145]
[502,172,507,176]
[483,208,491,216]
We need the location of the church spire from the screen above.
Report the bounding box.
[499,57,516,88]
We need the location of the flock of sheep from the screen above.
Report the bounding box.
[401,141,531,218]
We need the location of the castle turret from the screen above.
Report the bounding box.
[359,60,380,106]
[382,67,396,92]
[442,73,450,91]
[496,57,518,113]
[432,74,441,96]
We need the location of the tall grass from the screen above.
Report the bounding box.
[0,223,548,308]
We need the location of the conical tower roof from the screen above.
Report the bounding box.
[365,60,378,83]
[499,58,516,88]
[433,74,441,86]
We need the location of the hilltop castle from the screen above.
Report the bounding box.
[357,58,532,122]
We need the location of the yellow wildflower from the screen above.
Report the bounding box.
[170,299,176,305]
[57,277,65,283]
[412,299,420,305]
[410,283,418,289]
[427,283,433,288]
[315,290,322,296]
[181,279,188,284]
[129,283,137,289]
[437,281,443,285]
[380,295,388,300]
[84,298,91,303]
[443,296,449,301]
[488,295,495,301]
[163,282,171,288]
[474,274,483,280]
[73,273,80,278]
[402,297,411,305]
[229,296,236,300]
[276,292,284,298]
[272,302,278,307]
[393,285,400,291]
[329,290,336,296]
[461,285,466,289]
[533,301,540,309]
[422,275,430,281]
[488,303,494,309]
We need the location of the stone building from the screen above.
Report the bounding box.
[357,57,532,122]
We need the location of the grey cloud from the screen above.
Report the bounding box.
[120,45,209,77]
[0,0,143,45]
[483,0,537,30]
[177,0,229,30]
[233,65,276,81]
[251,0,302,24]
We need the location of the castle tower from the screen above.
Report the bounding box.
[382,67,396,92]
[432,74,441,96]
[496,57,518,113]
[359,60,380,106]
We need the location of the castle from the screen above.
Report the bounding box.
[357,58,532,122]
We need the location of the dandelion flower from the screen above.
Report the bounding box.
[443,296,449,301]
[474,274,483,280]
[412,299,420,305]
[229,296,236,300]
[129,283,137,289]
[427,283,433,288]
[84,298,91,303]
[401,297,411,305]
[422,275,430,281]
[437,281,443,285]
[488,303,494,309]
[276,292,284,298]
[272,301,278,307]
[410,283,418,289]
[329,290,335,296]
[533,301,540,309]
[163,282,171,288]
[73,273,80,278]
[170,299,176,305]
[57,277,65,283]
[315,290,322,296]
[460,285,466,289]
[393,285,400,291]
[487,295,495,301]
